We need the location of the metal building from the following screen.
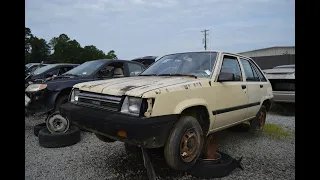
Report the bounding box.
[238,46,295,70]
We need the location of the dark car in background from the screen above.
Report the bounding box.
[25,59,146,117]
[132,56,157,67]
[25,63,79,88]
[25,63,49,72]
[25,63,49,77]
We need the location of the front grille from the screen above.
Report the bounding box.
[77,91,122,111]
[269,79,295,91]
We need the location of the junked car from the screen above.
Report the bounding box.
[25,63,79,88]
[25,59,146,120]
[263,64,295,103]
[25,62,49,77]
[60,51,274,171]
[132,56,157,67]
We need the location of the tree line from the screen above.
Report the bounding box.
[25,27,117,65]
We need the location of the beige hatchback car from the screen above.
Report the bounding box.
[60,51,274,171]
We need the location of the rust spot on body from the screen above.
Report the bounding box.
[120,85,139,92]
[155,89,161,94]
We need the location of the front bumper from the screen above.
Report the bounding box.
[60,102,178,148]
[25,90,60,116]
[273,91,295,103]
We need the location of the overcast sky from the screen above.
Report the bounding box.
[26,0,295,60]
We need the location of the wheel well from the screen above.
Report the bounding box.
[180,106,210,135]
[262,99,271,111]
[55,88,72,105]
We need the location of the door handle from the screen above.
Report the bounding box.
[260,85,263,88]
[241,85,246,89]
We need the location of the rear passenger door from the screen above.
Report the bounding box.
[211,55,249,130]
[239,58,268,119]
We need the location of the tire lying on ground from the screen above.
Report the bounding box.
[38,125,81,148]
[33,123,47,137]
[189,151,243,179]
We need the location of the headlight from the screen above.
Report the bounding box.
[70,89,80,102]
[25,84,47,92]
[121,96,142,116]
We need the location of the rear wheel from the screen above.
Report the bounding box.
[164,115,204,171]
[250,105,267,133]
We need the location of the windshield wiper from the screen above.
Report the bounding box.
[157,74,197,78]
[63,73,79,77]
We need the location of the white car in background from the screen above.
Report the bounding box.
[263,65,295,103]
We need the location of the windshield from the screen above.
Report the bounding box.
[140,52,218,78]
[33,64,58,75]
[63,60,106,76]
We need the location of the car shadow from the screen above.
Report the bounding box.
[270,103,295,116]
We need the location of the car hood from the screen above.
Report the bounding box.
[46,76,93,91]
[74,76,203,97]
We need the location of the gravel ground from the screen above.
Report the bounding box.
[25,112,295,180]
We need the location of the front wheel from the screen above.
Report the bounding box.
[164,115,204,171]
[53,95,69,113]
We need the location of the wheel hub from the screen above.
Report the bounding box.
[47,114,70,133]
[180,129,200,162]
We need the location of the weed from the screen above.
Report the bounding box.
[263,124,293,138]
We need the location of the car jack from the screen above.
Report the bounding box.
[141,148,157,180]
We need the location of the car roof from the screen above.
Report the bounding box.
[88,59,145,66]
[53,63,79,66]
[160,50,252,60]
[132,56,158,60]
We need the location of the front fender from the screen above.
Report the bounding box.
[45,91,61,110]
[26,90,60,115]
[173,98,209,114]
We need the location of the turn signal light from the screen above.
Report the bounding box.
[117,130,127,137]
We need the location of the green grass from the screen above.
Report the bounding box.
[263,123,294,138]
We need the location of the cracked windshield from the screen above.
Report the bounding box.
[141,52,218,78]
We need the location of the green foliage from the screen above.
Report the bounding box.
[29,37,51,63]
[263,124,293,138]
[25,27,117,64]
[105,50,117,60]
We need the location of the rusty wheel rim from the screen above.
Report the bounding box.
[259,110,266,130]
[180,128,200,163]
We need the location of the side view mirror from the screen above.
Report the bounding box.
[217,72,234,82]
